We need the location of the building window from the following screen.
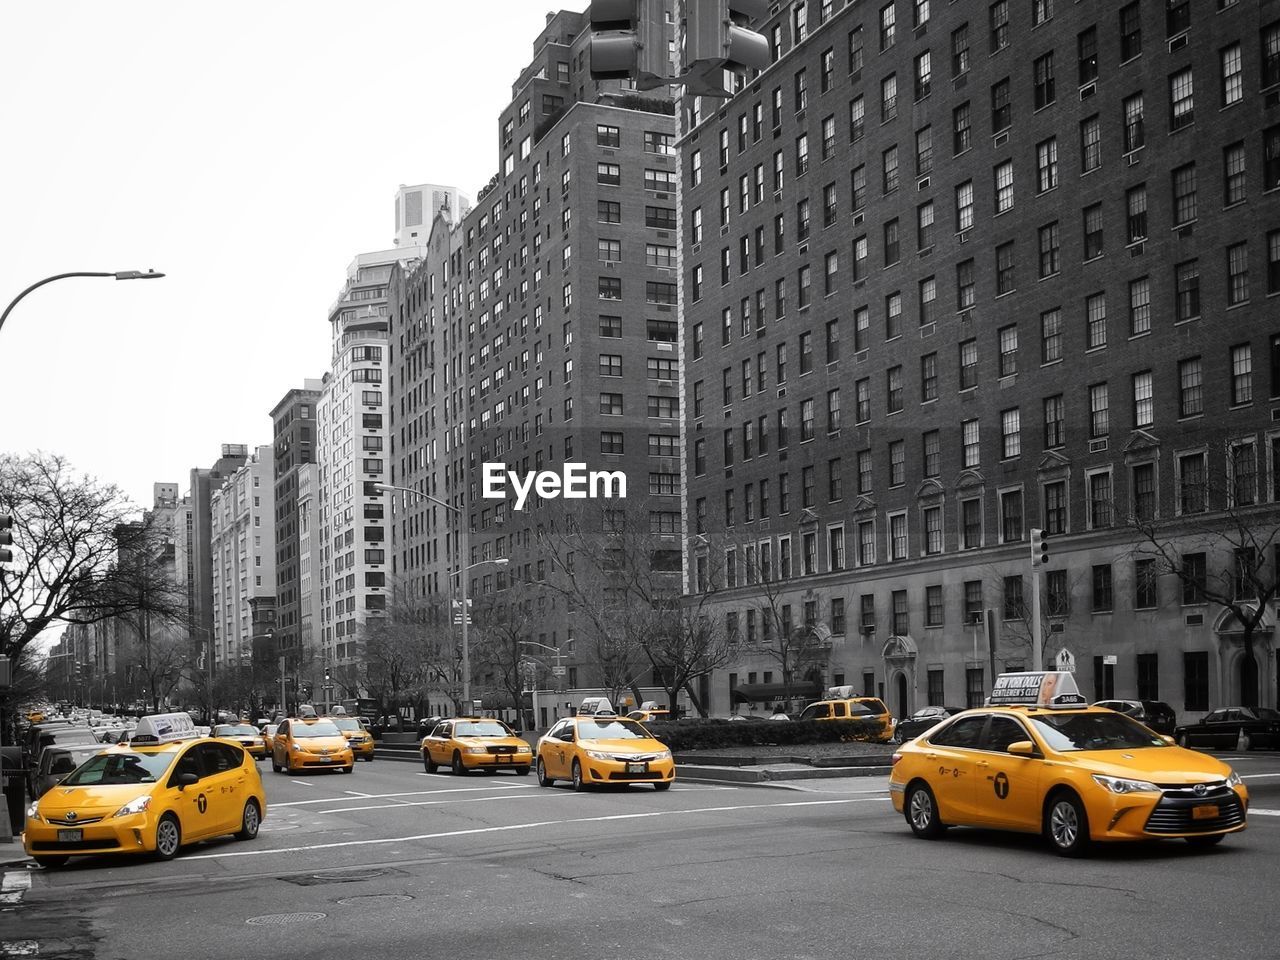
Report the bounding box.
[1041,309,1062,364]
[1129,277,1151,336]
[1266,124,1280,190]
[1175,260,1200,322]
[921,352,938,402]
[1044,480,1067,535]
[961,498,982,549]
[1135,559,1158,609]
[1037,138,1058,193]
[994,161,1014,214]
[991,78,1011,132]
[1089,382,1109,438]
[1222,43,1243,107]
[951,24,969,77]
[889,513,908,561]
[892,589,909,635]
[1179,452,1207,514]
[1227,243,1250,306]
[996,242,1015,295]
[962,419,980,467]
[1169,68,1194,131]
[1132,462,1156,521]
[1003,576,1025,620]
[1047,570,1069,617]
[1231,343,1253,405]
[1092,564,1113,612]
[1080,115,1101,172]
[1133,371,1154,428]
[1088,471,1113,528]
[989,0,1008,52]
[1123,93,1145,153]
[1232,442,1258,507]
[889,440,905,486]
[953,102,971,155]
[959,338,978,390]
[1172,163,1197,225]
[1001,489,1023,542]
[1119,3,1141,61]
[924,504,943,555]
[1043,394,1065,449]
[925,586,944,627]
[1184,652,1209,712]
[1001,408,1020,459]
[1224,142,1247,206]
[966,668,985,709]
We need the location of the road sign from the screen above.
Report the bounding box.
[1103,655,1117,665]
[552,666,566,677]
[1055,648,1075,674]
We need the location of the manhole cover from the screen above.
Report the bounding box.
[335,894,414,905]
[246,913,327,926]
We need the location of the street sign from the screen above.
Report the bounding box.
[1055,648,1075,674]
[0,656,10,689]
[1103,654,1117,665]
[552,666,566,677]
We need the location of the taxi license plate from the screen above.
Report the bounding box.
[626,762,648,774]
[1192,804,1220,820]
[57,829,82,842]
[347,740,360,746]
[321,756,333,763]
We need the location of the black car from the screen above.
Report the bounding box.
[1174,706,1280,751]
[894,706,963,742]
[1093,699,1178,735]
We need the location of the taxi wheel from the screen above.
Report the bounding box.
[271,754,280,773]
[571,759,586,792]
[1185,833,1226,847]
[536,758,554,787]
[452,751,468,776]
[236,800,261,841]
[905,782,946,839]
[423,751,438,773]
[1045,791,1091,858]
[34,856,68,869]
[517,766,531,776]
[654,781,671,792]
[154,813,182,861]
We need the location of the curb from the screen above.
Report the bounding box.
[678,764,892,785]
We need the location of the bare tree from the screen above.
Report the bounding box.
[981,562,1091,671]
[0,453,188,680]
[470,584,536,721]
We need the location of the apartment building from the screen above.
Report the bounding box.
[681,0,1280,720]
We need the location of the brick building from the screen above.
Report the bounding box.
[681,0,1280,721]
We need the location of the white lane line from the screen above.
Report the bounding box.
[289,780,314,787]
[272,785,533,807]
[1241,773,1280,780]
[0,871,33,906]
[183,796,882,861]
[320,793,578,815]
[342,790,372,797]
[1248,808,1280,816]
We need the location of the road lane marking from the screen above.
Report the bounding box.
[182,796,883,861]
[343,790,372,797]
[272,785,533,807]
[1241,773,1280,779]
[1248,808,1280,816]
[289,781,313,787]
[0,870,32,906]
[320,793,579,815]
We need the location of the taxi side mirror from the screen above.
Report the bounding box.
[1006,740,1038,757]
[1160,735,1176,745]
[176,772,199,790]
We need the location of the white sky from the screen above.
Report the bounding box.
[1,1,576,507]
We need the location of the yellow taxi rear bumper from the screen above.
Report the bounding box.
[24,811,155,857]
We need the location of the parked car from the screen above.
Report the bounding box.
[894,706,964,743]
[1174,707,1280,751]
[1093,699,1178,735]
[31,743,109,799]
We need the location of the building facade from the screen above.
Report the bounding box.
[385,8,683,718]
[208,445,276,669]
[271,383,323,670]
[680,0,1280,721]
[186,445,250,674]
[395,182,471,248]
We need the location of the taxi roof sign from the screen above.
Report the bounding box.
[128,712,200,745]
[987,671,1088,709]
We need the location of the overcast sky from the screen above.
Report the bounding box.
[1,1,573,508]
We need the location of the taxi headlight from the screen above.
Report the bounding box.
[291,742,302,752]
[653,749,672,762]
[26,802,42,823]
[585,749,615,762]
[1092,774,1160,795]
[465,746,488,755]
[111,795,152,819]
[514,745,531,754]
[1225,769,1242,788]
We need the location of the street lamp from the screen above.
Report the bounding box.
[374,483,508,708]
[1,269,164,337]
[519,639,573,728]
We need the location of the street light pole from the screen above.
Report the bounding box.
[0,269,164,337]
[374,484,508,712]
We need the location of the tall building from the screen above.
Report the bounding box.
[386,7,682,718]
[185,445,250,672]
[271,383,323,670]
[318,233,440,697]
[395,183,471,247]
[208,445,276,669]
[680,0,1280,720]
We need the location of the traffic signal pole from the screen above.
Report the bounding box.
[1032,564,1044,672]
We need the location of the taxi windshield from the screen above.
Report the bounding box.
[454,721,512,737]
[332,717,362,732]
[62,751,176,786]
[1028,712,1168,751]
[215,724,258,736]
[577,718,650,740]
[293,721,341,738]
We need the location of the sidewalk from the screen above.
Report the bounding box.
[676,760,892,785]
[1,835,30,868]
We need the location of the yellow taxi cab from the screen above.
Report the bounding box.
[535,704,674,791]
[626,707,672,723]
[328,710,375,762]
[270,712,354,774]
[27,711,46,724]
[889,672,1248,856]
[798,692,895,742]
[211,721,268,760]
[259,722,280,754]
[23,713,266,868]
[421,717,532,775]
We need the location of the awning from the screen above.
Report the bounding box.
[731,681,822,704]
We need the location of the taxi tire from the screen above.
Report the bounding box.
[154,813,182,861]
[536,758,554,787]
[34,856,68,869]
[1045,791,1091,858]
[905,782,946,839]
[571,759,586,792]
[1185,833,1226,847]
[423,751,438,773]
[517,766,531,776]
[654,781,671,791]
[236,800,261,841]
[452,751,467,776]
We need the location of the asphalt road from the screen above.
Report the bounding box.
[4,751,1280,960]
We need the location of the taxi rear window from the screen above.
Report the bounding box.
[63,751,175,786]
[216,724,258,736]
[332,718,362,732]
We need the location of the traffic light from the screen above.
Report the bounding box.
[1030,528,1050,566]
[686,0,771,76]
[0,513,13,564]
[589,0,670,90]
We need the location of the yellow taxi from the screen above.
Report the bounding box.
[270,714,354,774]
[259,722,280,754]
[328,712,375,762]
[798,695,895,742]
[421,717,532,775]
[626,708,671,723]
[535,707,674,791]
[211,721,268,760]
[889,672,1249,856]
[23,713,266,868]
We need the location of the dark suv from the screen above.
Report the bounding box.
[1093,699,1177,735]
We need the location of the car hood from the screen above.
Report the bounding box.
[38,783,155,818]
[579,737,667,755]
[291,736,349,752]
[1067,746,1233,784]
